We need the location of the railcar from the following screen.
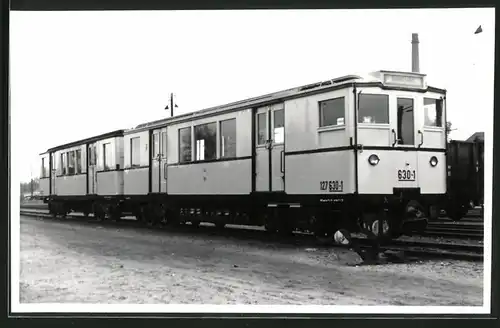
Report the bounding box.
[440,139,484,221]
[39,69,448,245]
[39,130,125,219]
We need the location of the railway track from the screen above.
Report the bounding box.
[19,208,483,262]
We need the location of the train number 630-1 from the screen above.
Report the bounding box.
[398,169,416,181]
[320,180,344,192]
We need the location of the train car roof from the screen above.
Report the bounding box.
[44,129,125,154]
[126,70,445,134]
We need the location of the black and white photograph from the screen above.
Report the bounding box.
[8,7,494,314]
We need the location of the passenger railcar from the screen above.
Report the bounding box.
[39,130,125,219]
[39,70,448,244]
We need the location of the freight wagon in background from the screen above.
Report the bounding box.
[440,135,484,221]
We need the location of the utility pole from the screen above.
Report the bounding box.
[165,93,178,117]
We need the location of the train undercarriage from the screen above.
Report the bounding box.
[45,192,439,261]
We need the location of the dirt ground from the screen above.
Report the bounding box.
[19,215,484,305]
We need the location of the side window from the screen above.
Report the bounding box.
[162,131,167,157]
[75,149,82,174]
[257,113,267,145]
[195,122,217,161]
[358,94,389,124]
[40,158,46,178]
[319,97,345,127]
[61,153,67,175]
[67,151,75,175]
[88,146,96,166]
[103,143,112,170]
[152,133,159,158]
[273,109,284,144]
[179,127,192,163]
[220,119,236,158]
[131,137,141,167]
[424,98,443,127]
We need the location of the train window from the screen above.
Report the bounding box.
[61,153,67,175]
[103,143,112,170]
[88,146,96,166]
[40,158,46,178]
[358,94,389,124]
[319,97,345,127]
[257,113,267,145]
[75,149,82,174]
[152,133,160,158]
[162,132,167,157]
[220,119,236,158]
[195,122,217,161]
[397,98,415,145]
[273,109,284,144]
[179,127,192,163]
[67,151,75,175]
[424,98,443,127]
[131,137,141,167]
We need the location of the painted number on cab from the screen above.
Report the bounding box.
[398,169,416,181]
[320,180,344,192]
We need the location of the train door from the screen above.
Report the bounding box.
[88,144,97,194]
[151,128,168,193]
[392,97,419,188]
[417,96,447,194]
[254,104,285,192]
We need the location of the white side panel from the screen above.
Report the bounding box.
[417,152,446,194]
[54,175,86,196]
[285,151,355,195]
[357,126,392,147]
[96,171,124,195]
[124,168,149,195]
[168,159,251,195]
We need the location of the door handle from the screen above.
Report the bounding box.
[280,150,285,174]
[164,163,168,179]
[391,129,398,147]
[418,130,424,148]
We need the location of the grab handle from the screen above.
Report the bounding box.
[280,150,285,173]
[418,130,424,148]
[391,129,398,147]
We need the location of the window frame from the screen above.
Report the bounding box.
[60,153,67,176]
[220,118,237,159]
[357,93,390,125]
[103,143,112,171]
[130,137,141,167]
[152,133,160,159]
[423,97,444,128]
[41,158,46,178]
[161,131,167,158]
[194,121,217,162]
[318,96,346,128]
[257,112,267,145]
[75,149,82,174]
[178,127,192,163]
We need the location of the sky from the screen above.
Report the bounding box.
[10,8,495,182]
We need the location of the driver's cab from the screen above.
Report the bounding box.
[355,70,447,195]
